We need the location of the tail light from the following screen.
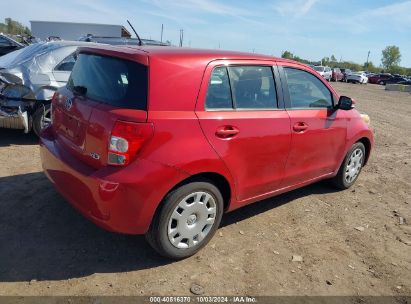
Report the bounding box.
[108,120,153,166]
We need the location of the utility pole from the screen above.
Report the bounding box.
[179,29,184,47]
[366,50,370,71]
[160,24,163,43]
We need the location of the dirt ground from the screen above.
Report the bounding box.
[0,82,410,297]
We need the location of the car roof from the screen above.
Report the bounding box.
[45,40,104,47]
[78,45,289,63]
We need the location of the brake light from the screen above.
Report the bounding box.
[108,121,153,166]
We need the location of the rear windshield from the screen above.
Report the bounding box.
[314,66,324,72]
[67,53,148,110]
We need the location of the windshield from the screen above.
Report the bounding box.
[67,53,148,110]
[0,42,61,69]
[314,66,324,72]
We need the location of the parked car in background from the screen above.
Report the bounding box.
[368,73,392,85]
[397,79,411,85]
[40,46,373,259]
[346,72,368,84]
[0,41,100,135]
[384,75,408,85]
[0,34,24,56]
[331,68,344,81]
[314,66,332,81]
[78,34,169,46]
[340,68,352,82]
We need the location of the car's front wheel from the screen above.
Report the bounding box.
[146,180,224,259]
[332,142,365,189]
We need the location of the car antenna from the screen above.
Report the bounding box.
[127,20,142,46]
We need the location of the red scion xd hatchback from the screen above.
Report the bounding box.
[40,46,374,259]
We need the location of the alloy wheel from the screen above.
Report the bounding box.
[40,107,51,129]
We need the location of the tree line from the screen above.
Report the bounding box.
[0,18,31,36]
[281,46,410,76]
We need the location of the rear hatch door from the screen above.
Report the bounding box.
[52,50,149,168]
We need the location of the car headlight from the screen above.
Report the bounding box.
[361,113,370,125]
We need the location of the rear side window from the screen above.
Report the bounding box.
[205,65,277,110]
[284,67,333,109]
[205,67,232,109]
[55,52,77,71]
[67,53,148,110]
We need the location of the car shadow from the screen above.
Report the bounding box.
[221,181,336,227]
[0,171,337,282]
[0,129,38,147]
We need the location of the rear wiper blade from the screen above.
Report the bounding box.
[72,85,87,96]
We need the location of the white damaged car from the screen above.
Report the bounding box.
[0,41,100,135]
[346,72,368,84]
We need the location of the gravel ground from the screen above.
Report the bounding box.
[0,82,410,297]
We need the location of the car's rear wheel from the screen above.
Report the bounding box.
[146,181,224,259]
[332,142,365,189]
[33,104,51,136]
[379,80,385,85]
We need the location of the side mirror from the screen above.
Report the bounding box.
[337,96,355,110]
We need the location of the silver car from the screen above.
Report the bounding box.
[0,41,100,135]
[313,66,332,81]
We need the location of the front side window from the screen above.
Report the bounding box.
[284,67,333,109]
[205,65,277,110]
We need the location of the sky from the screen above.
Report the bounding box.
[1,0,411,67]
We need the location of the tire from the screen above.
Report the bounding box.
[379,80,385,85]
[32,103,51,136]
[332,142,366,190]
[146,180,224,259]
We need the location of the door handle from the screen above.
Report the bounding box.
[215,126,239,139]
[293,122,308,132]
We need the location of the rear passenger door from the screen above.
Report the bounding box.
[196,61,291,202]
[277,64,347,186]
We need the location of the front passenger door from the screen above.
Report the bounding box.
[279,65,347,187]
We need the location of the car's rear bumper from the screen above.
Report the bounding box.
[39,127,188,234]
[0,104,29,132]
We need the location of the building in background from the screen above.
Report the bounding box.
[30,21,131,40]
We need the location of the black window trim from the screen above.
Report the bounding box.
[205,64,283,112]
[279,65,336,110]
